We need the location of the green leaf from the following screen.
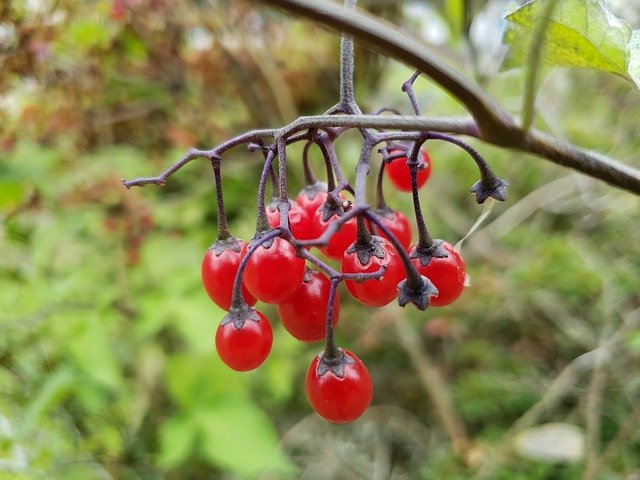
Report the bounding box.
[443,0,465,41]
[69,314,123,390]
[23,368,77,430]
[157,414,197,469]
[196,401,296,477]
[503,0,639,87]
[628,30,640,89]
[165,354,247,409]
[0,180,25,212]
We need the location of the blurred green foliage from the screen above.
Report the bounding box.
[1,0,640,479]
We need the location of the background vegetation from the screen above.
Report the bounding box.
[1,0,639,478]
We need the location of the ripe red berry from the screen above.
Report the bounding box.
[202,242,257,311]
[409,241,465,307]
[387,148,432,192]
[266,200,312,240]
[277,269,339,342]
[341,236,406,307]
[215,309,273,371]
[295,182,328,219]
[243,237,305,304]
[376,209,413,250]
[312,209,358,260]
[305,348,372,423]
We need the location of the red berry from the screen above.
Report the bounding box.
[295,182,328,219]
[409,241,465,307]
[202,243,257,311]
[243,237,305,304]
[312,209,358,260]
[277,269,339,342]
[376,209,413,250]
[387,148,431,192]
[305,349,372,423]
[266,200,312,240]
[341,236,406,307]
[215,310,273,371]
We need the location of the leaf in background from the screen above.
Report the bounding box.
[0,180,25,212]
[157,414,197,469]
[628,30,640,89]
[503,0,639,87]
[197,401,296,477]
[443,0,465,42]
[23,368,77,430]
[514,422,584,462]
[69,314,123,390]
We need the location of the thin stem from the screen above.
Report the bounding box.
[302,140,316,185]
[355,215,373,245]
[255,149,276,233]
[375,158,388,211]
[211,158,231,241]
[323,279,340,361]
[401,70,422,116]
[354,140,374,205]
[365,209,424,292]
[230,228,282,310]
[427,131,500,188]
[276,136,292,231]
[407,141,436,250]
[268,162,279,197]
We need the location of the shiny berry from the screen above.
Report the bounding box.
[202,242,257,311]
[305,348,372,423]
[376,209,413,250]
[387,148,432,192]
[243,237,305,304]
[215,309,273,371]
[409,241,465,307]
[277,269,339,342]
[266,200,312,240]
[341,236,406,307]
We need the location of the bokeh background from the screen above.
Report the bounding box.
[1,0,640,479]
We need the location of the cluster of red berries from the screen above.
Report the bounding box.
[201,147,467,423]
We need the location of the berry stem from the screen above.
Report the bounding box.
[355,215,373,246]
[364,209,425,293]
[427,131,501,189]
[315,132,354,197]
[322,278,341,364]
[255,148,276,233]
[229,228,283,310]
[406,140,437,251]
[211,158,232,241]
[375,158,389,212]
[302,140,317,185]
[269,162,279,197]
[276,137,293,233]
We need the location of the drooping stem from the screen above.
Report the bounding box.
[375,158,389,211]
[407,141,437,250]
[365,209,425,293]
[427,131,501,189]
[268,162,279,197]
[302,140,317,185]
[355,215,373,245]
[276,136,292,231]
[323,278,341,362]
[229,228,283,310]
[212,158,232,241]
[255,149,276,233]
